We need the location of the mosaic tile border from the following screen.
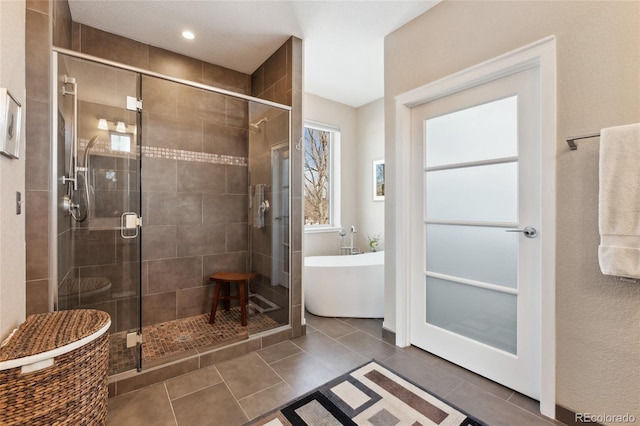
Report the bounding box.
[141,146,247,167]
[78,138,247,167]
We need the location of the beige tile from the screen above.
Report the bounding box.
[141,225,177,261]
[25,100,50,191]
[202,194,248,224]
[25,191,49,280]
[216,352,282,400]
[149,47,203,84]
[172,382,248,425]
[144,113,203,152]
[177,84,226,124]
[239,381,297,420]
[26,0,49,14]
[226,96,248,128]
[432,356,514,400]
[142,292,177,326]
[508,392,565,425]
[81,25,149,70]
[165,365,223,400]
[263,44,287,89]
[176,161,226,194]
[107,383,176,425]
[320,351,369,376]
[381,352,463,399]
[336,331,400,361]
[115,358,199,396]
[270,352,338,394]
[141,157,177,192]
[446,382,558,426]
[147,256,202,294]
[26,10,50,102]
[260,328,293,348]
[26,279,49,315]
[304,315,358,339]
[176,223,226,257]
[199,338,261,367]
[176,286,212,318]
[203,122,248,157]
[142,76,178,117]
[203,62,251,95]
[257,341,301,364]
[344,318,384,339]
[291,327,351,361]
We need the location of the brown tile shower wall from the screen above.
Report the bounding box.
[25,0,74,315]
[140,75,249,325]
[73,25,251,95]
[25,3,303,340]
[69,25,253,326]
[252,38,304,337]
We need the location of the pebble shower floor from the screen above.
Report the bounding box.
[108,308,280,375]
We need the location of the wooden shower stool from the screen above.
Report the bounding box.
[209,272,257,327]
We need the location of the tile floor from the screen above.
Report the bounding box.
[107,314,566,426]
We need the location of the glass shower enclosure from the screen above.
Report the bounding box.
[53,51,291,375]
[55,54,142,372]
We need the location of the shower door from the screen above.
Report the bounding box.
[56,53,143,373]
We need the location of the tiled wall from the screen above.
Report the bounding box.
[26,1,303,339]
[252,38,304,337]
[26,0,302,336]
[25,0,74,315]
[140,74,251,326]
[72,24,251,95]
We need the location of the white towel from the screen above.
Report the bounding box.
[598,123,640,278]
[253,184,265,229]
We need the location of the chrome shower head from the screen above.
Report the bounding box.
[249,117,268,133]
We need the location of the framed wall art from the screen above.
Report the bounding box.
[373,159,385,201]
[0,88,22,159]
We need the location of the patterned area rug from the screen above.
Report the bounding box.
[246,361,485,426]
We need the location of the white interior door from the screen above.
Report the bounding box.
[410,67,541,399]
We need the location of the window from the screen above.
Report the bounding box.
[110,132,131,152]
[304,122,340,229]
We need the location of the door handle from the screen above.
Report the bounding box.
[505,226,538,238]
[121,212,141,239]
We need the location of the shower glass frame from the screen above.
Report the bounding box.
[51,48,293,375]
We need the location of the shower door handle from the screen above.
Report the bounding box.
[121,212,141,239]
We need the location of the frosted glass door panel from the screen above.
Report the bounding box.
[425,96,517,167]
[426,277,517,354]
[426,163,518,222]
[426,224,517,288]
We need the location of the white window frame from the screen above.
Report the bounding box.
[304,120,341,233]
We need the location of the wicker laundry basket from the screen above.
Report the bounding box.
[0,309,111,425]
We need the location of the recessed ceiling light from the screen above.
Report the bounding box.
[182,30,195,40]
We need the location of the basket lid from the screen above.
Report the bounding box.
[0,309,110,362]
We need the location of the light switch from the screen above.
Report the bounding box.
[16,191,21,215]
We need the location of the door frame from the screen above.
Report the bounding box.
[393,36,557,417]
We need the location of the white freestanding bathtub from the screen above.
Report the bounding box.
[304,251,384,318]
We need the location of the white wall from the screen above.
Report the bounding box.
[303,93,386,257]
[356,98,384,251]
[0,0,27,340]
[385,0,640,421]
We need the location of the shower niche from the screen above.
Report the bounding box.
[54,52,292,375]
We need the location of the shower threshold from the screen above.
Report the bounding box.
[108,307,280,376]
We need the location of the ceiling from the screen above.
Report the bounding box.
[68,1,439,108]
